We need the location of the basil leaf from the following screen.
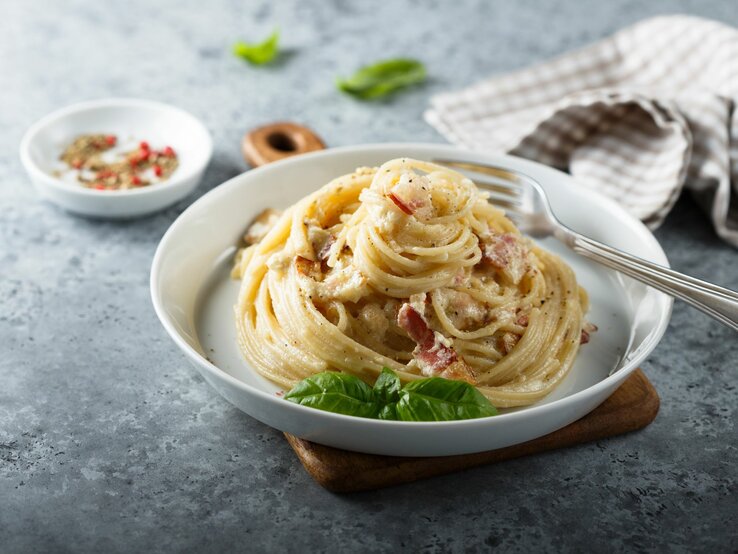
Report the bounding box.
[337,59,426,100]
[377,403,398,421]
[394,378,498,421]
[283,367,497,422]
[284,371,380,418]
[373,367,401,403]
[233,30,279,65]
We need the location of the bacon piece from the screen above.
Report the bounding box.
[480,232,529,284]
[440,360,477,385]
[397,303,477,384]
[398,303,436,349]
[388,192,413,215]
[480,233,516,267]
[387,174,434,219]
[294,256,321,279]
[580,322,598,344]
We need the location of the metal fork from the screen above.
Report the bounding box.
[435,159,738,332]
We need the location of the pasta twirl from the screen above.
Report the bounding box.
[233,158,589,408]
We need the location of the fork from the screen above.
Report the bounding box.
[435,159,738,332]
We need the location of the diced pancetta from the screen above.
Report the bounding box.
[388,192,413,215]
[294,256,321,280]
[580,321,598,344]
[440,360,478,384]
[387,173,434,220]
[397,303,477,384]
[479,232,529,284]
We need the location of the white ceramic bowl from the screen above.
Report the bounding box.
[151,143,672,456]
[20,98,213,218]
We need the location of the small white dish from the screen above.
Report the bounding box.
[20,98,213,218]
[151,143,672,457]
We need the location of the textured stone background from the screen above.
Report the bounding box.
[2,0,736,552]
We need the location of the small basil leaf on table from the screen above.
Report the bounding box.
[394,378,498,422]
[337,59,426,100]
[373,367,401,403]
[233,30,280,65]
[284,371,380,418]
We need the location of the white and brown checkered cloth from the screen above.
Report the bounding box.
[425,15,738,246]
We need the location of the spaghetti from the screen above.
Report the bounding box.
[233,158,590,408]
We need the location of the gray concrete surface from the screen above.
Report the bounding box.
[1,0,736,552]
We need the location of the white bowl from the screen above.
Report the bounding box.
[151,143,672,457]
[20,98,213,218]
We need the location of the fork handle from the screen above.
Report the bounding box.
[564,232,738,332]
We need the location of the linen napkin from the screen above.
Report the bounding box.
[425,15,738,246]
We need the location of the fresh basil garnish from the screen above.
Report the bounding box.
[233,30,280,65]
[284,371,380,419]
[394,378,498,421]
[284,367,497,422]
[373,367,401,403]
[337,59,426,100]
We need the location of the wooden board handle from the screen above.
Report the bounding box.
[242,122,326,167]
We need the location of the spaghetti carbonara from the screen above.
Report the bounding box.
[232,158,592,408]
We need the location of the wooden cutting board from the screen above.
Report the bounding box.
[285,369,659,492]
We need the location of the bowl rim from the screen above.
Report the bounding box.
[19,97,214,198]
[150,142,673,429]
